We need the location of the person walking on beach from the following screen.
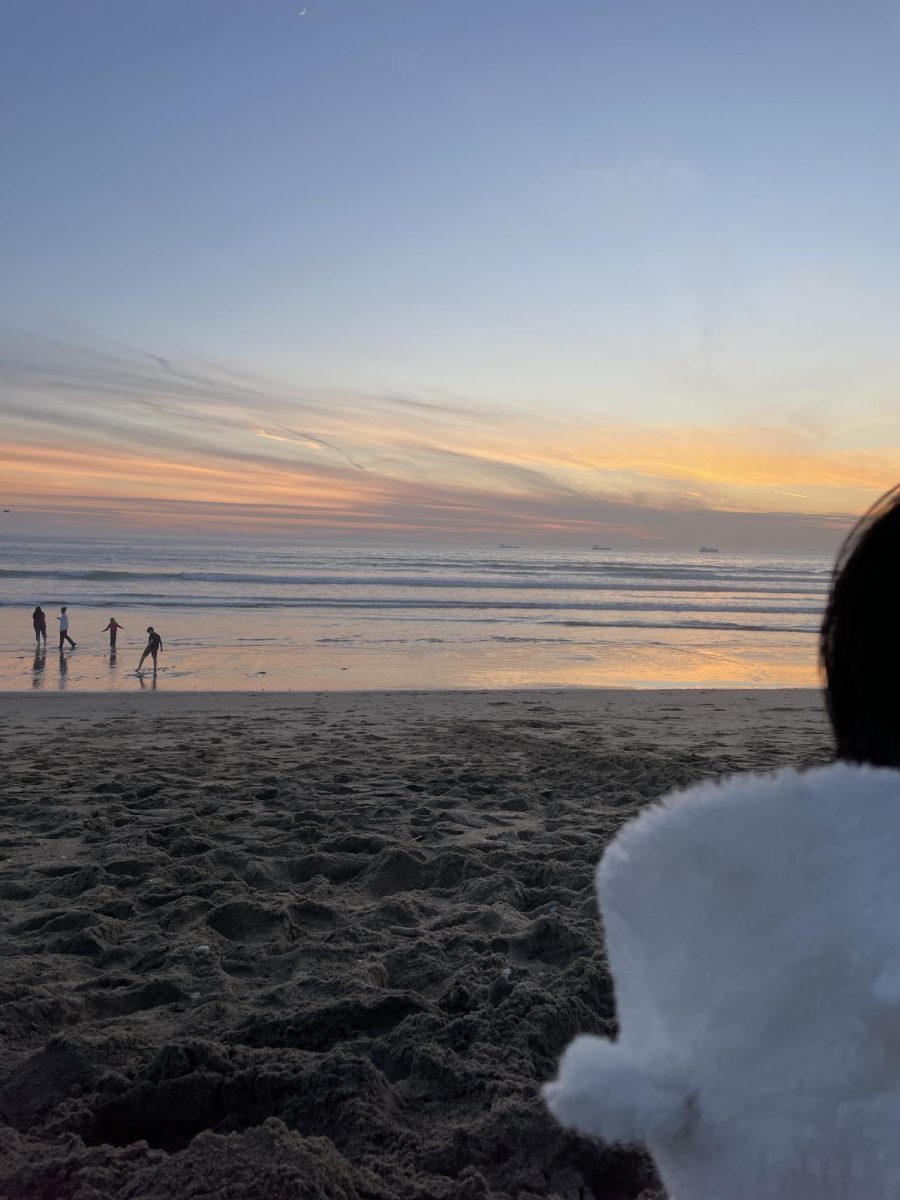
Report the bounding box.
[137,626,162,673]
[57,606,76,650]
[32,605,47,646]
[103,617,123,649]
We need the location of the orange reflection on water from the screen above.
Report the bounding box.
[445,641,820,690]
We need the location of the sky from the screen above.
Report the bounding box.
[2,0,900,549]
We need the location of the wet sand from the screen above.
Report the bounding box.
[0,688,830,1199]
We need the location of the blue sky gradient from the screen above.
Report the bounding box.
[3,0,900,544]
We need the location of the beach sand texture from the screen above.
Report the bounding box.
[0,689,830,1200]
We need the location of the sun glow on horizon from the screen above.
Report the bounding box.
[0,335,895,550]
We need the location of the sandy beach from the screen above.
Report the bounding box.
[0,688,831,1199]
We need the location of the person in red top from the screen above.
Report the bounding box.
[103,617,123,649]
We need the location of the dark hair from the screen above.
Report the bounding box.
[821,485,900,766]
[147,626,153,632]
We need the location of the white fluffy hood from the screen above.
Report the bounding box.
[544,762,900,1200]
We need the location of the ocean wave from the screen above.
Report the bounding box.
[0,566,830,595]
[0,594,823,615]
[0,566,828,592]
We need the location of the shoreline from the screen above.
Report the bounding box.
[1,597,821,692]
[1,684,821,697]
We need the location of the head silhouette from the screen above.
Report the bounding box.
[61,606,67,613]
[821,484,900,767]
[147,626,154,633]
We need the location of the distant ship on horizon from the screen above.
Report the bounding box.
[591,545,612,551]
[699,546,720,554]
[498,543,520,549]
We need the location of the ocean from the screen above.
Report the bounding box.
[0,537,832,691]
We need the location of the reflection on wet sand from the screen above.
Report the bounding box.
[137,671,157,690]
[57,651,68,689]
[3,615,821,693]
[31,649,46,690]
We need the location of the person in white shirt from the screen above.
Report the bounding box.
[57,606,76,650]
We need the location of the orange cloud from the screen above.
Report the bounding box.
[1,331,896,545]
[0,443,368,510]
[415,420,900,513]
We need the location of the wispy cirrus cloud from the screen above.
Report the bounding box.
[255,427,367,470]
[0,327,896,549]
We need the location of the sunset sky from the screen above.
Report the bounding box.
[3,0,900,548]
